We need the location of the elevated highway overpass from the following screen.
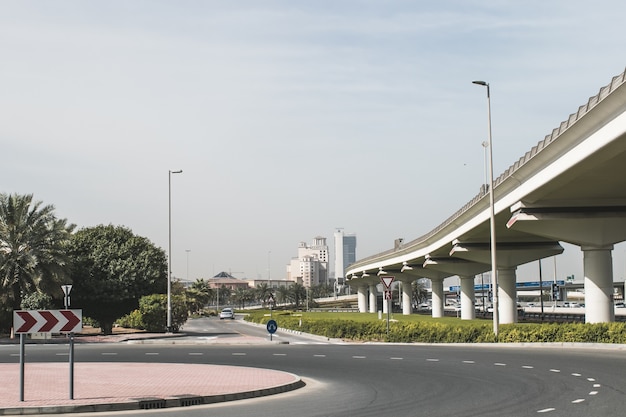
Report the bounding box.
[346,68,626,325]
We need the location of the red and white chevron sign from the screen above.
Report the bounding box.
[13,310,82,334]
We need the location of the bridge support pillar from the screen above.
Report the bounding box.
[402,281,413,315]
[499,267,518,324]
[460,275,476,320]
[431,278,444,318]
[357,286,368,313]
[369,284,378,314]
[583,245,615,323]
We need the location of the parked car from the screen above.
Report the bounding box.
[219,308,235,319]
[615,302,625,308]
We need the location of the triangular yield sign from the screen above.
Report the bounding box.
[380,276,394,289]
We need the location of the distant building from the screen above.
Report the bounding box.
[206,271,250,291]
[286,236,329,287]
[334,228,356,283]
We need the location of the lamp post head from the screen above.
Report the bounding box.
[170,169,183,174]
[472,80,488,86]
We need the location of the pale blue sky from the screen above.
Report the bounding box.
[2,1,625,284]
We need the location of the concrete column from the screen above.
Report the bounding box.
[498,267,517,324]
[583,245,615,323]
[369,284,378,314]
[431,278,444,318]
[402,280,413,315]
[357,286,368,313]
[460,275,476,320]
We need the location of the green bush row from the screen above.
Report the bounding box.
[244,311,626,344]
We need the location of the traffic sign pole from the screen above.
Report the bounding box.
[380,276,395,337]
[19,334,24,402]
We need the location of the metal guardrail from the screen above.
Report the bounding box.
[351,68,626,269]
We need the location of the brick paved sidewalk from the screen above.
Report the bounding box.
[0,362,304,415]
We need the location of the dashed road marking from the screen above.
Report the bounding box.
[352,356,366,359]
[313,354,326,358]
[145,352,159,356]
[593,383,601,388]
[494,363,506,366]
[390,357,403,360]
[589,391,598,395]
[426,359,439,362]
[549,369,560,373]
[101,353,117,356]
[537,407,555,413]
[232,353,246,356]
[522,365,534,369]
[188,352,203,356]
[572,399,585,404]
[273,353,287,356]
[571,373,581,377]
[462,360,475,364]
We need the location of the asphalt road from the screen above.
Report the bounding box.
[2,317,625,417]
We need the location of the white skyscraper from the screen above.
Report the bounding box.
[287,236,329,287]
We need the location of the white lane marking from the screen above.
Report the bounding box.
[145,352,159,356]
[390,357,403,360]
[426,359,439,362]
[572,399,585,404]
[56,353,69,356]
[593,383,601,388]
[313,354,326,358]
[273,353,287,356]
[188,353,203,356]
[494,362,506,366]
[352,356,366,359]
[232,353,247,356]
[589,391,598,395]
[522,365,534,369]
[571,373,581,377]
[537,407,556,413]
[462,360,475,364]
[102,353,117,356]
[587,377,596,382]
[549,369,560,373]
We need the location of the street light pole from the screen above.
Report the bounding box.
[168,169,183,332]
[473,80,499,337]
[186,249,191,282]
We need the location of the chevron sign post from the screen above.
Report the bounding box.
[13,310,82,334]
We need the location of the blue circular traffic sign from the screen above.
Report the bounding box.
[266,319,278,334]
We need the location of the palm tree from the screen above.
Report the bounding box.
[0,193,75,312]
[256,283,273,307]
[186,278,213,313]
[288,283,307,309]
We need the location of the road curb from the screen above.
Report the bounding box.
[0,379,306,415]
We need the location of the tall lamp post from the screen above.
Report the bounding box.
[472,80,499,337]
[168,169,183,332]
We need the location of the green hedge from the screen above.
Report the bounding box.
[244,311,626,344]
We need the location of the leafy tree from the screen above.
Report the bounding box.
[66,225,167,335]
[20,291,54,310]
[0,193,74,331]
[138,294,188,332]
